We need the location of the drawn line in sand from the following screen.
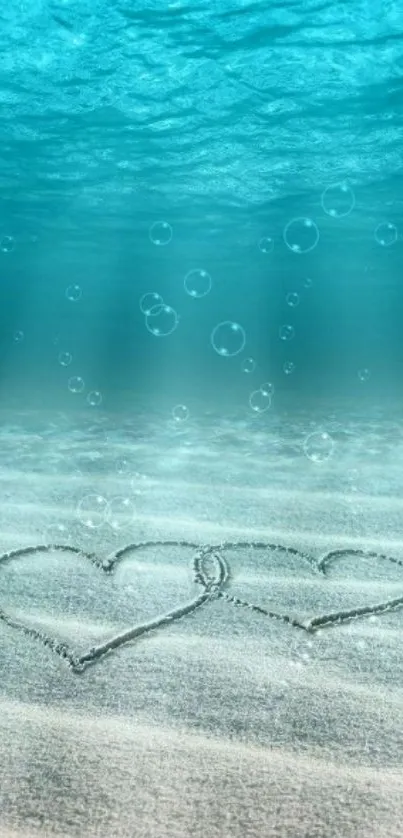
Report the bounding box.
[0,540,402,673]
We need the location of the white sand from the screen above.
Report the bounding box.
[0,406,403,837]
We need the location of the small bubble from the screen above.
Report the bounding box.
[260,381,274,396]
[87,390,102,406]
[58,351,72,367]
[249,389,272,413]
[1,235,15,253]
[286,292,300,308]
[358,368,370,383]
[184,269,212,299]
[211,321,246,357]
[140,291,164,315]
[279,324,295,341]
[321,183,355,218]
[115,458,131,475]
[149,221,172,246]
[303,430,334,463]
[172,404,189,423]
[77,494,108,529]
[241,357,256,374]
[68,375,85,394]
[65,284,82,302]
[107,496,135,531]
[374,222,397,247]
[258,236,274,254]
[283,217,319,254]
[145,304,179,337]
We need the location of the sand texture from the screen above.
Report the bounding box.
[0,405,402,837]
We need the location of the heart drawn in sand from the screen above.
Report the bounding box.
[0,540,227,673]
[1,539,403,673]
[200,540,403,633]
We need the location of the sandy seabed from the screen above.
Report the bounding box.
[0,403,402,838]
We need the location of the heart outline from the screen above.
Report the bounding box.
[0,540,228,673]
[1,539,403,674]
[197,541,403,633]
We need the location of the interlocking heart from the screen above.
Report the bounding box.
[1,539,402,673]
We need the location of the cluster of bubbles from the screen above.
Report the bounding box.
[209,316,299,411]
[12,323,101,407]
[139,291,179,337]
[148,223,212,300]
[55,284,103,405]
[235,276,311,392]
[9,200,380,472]
[279,283,312,377]
[77,493,135,531]
[117,213,377,417]
[67,374,102,406]
[257,184,400,254]
[139,266,212,340]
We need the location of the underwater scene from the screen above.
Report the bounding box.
[0,2,402,837]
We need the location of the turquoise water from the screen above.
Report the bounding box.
[0,1,402,411]
[2,9,403,836]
